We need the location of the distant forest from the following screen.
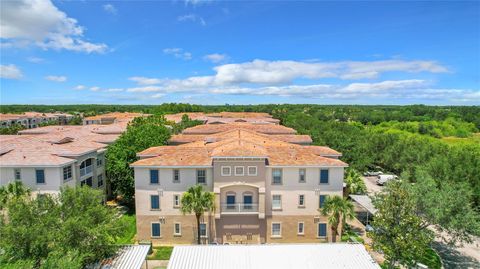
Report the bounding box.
[2,104,479,207]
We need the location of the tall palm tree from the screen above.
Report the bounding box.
[320,195,355,242]
[180,185,215,244]
[0,181,31,209]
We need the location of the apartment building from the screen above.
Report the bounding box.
[132,119,347,245]
[164,112,280,125]
[83,112,148,125]
[0,112,74,129]
[0,112,144,194]
[0,125,123,195]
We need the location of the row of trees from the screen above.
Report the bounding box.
[2,104,479,128]
[281,112,480,207]
[0,182,126,268]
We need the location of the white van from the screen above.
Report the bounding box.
[376,174,398,186]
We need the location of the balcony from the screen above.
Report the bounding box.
[80,165,93,177]
[221,203,259,214]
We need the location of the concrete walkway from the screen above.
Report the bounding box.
[142,260,169,269]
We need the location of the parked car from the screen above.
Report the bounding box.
[376,174,398,186]
[363,171,383,176]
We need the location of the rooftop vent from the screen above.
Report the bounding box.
[50,137,74,144]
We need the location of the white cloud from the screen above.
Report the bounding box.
[204,53,228,63]
[90,86,100,91]
[26,57,45,63]
[210,59,448,85]
[122,59,447,93]
[129,76,162,85]
[163,48,192,60]
[184,0,213,6]
[45,75,67,82]
[151,93,165,98]
[105,88,123,92]
[0,64,23,79]
[103,4,117,15]
[0,0,107,53]
[126,86,163,93]
[207,81,479,102]
[74,85,85,90]
[177,14,206,26]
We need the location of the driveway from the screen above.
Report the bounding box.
[362,176,383,194]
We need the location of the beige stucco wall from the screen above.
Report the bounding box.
[134,167,214,192]
[213,159,266,188]
[133,164,345,244]
[265,167,344,215]
[266,215,335,243]
[136,214,216,245]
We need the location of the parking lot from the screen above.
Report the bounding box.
[362,176,384,194]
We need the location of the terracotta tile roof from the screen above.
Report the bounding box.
[169,131,312,145]
[209,112,273,118]
[0,112,73,121]
[84,112,149,123]
[164,112,279,124]
[302,146,342,156]
[133,129,346,167]
[182,123,296,135]
[1,123,125,166]
[0,113,25,121]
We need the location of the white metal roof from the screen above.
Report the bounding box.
[349,194,378,214]
[90,245,150,269]
[167,243,380,269]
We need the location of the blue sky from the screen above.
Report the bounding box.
[0,0,479,105]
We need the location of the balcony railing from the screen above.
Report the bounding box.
[80,165,93,177]
[221,203,259,214]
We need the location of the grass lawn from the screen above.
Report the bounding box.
[147,246,174,260]
[442,133,480,145]
[379,246,442,269]
[115,213,136,244]
[341,225,365,244]
[417,246,442,269]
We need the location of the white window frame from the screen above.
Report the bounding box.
[199,222,208,238]
[298,194,305,207]
[221,166,231,176]
[173,169,180,183]
[272,194,282,210]
[151,222,161,238]
[63,165,72,181]
[272,168,282,185]
[247,166,257,176]
[196,169,207,184]
[35,169,46,185]
[96,157,103,167]
[173,194,180,208]
[299,168,306,183]
[234,166,244,176]
[271,222,282,237]
[14,168,21,181]
[174,222,182,236]
[298,222,305,235]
